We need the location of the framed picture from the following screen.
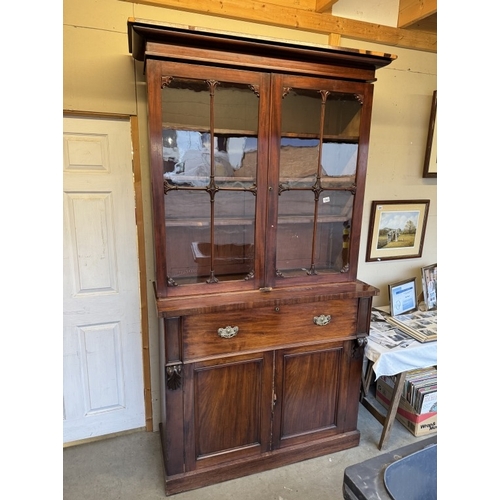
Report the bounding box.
[423,90,437,178]
[421,263,437,310]
[388,277,418,316]
[366,200,430,262]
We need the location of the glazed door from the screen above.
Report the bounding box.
[267,74,373,287]
[63,116,145,443]
[146,60,270,298]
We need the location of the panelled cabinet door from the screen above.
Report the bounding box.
[272,340,352,449]
[180,340,358,468]
[183,351,274,471]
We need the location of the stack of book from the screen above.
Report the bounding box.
[385,309,437,343]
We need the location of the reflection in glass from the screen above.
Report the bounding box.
[163,130,258,187]
[321,142,358,177]
[165,190,211,284]
[279,138,320,184]
[276,190,353,277]
[213,191,255,279]
[276,190,314,277]
[277,87,361,278]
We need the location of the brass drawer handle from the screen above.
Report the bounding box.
[218,326,239,338]
[313,314,331,326]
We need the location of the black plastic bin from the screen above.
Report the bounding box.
[343,436,437,500]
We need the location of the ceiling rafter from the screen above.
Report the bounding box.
[398,0,437,28]
[316,1,338,13]
[121,0,436,52]
[240,0,338,13]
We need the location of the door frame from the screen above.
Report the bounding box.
[63,110,153,432]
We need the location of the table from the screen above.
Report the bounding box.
[360,309,437,450]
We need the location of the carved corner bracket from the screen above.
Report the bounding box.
[166,364,182,390]
[351,336,367,359]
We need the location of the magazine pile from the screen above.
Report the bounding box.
[386,309,437,343]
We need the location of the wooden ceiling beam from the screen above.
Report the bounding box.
[208,0,339,13]
[398,0,437,28]
[315,1,338,13]
[121,0,436,52]
[248,0,317,11]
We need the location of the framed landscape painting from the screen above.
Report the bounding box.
[366,200,430,262]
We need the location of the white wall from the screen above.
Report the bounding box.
[348,39,437,305]
[333,0,399,26]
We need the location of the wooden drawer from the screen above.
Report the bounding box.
[182,299,358,361]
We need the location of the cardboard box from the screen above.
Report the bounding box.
[376,377,437,437]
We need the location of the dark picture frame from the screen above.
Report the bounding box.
[366,200,430,262]
[388,277,418,316]
[421,263,437,310]
[423,90,437,178]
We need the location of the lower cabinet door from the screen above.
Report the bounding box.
[183,351,274,471]
[272,340,351,449]
[180,339,358,472]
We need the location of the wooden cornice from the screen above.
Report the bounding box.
[120,0,436,53]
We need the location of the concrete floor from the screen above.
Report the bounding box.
[63,401,433,500]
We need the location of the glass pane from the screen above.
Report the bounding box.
[161,77,259,286]
[280,89,322,182]
[322,93,361,185]
[276,190,353,277]
[214,83,259,186]
[276,190,314,277]
[321,142,358,183]
[280,90,362,181]
[281,88,322,136]
[315,190,354,273]
[162,77,211,187]
[277,86,359,279]
[165,190,256,284]
[216,136,258,188]
[165,190,211,284]
[213,191,255,280]
[323,93,361,138]
[279,138,320,184]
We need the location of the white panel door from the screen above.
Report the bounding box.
[63,116,145,443]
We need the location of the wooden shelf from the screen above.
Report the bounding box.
[162,125,359,143]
